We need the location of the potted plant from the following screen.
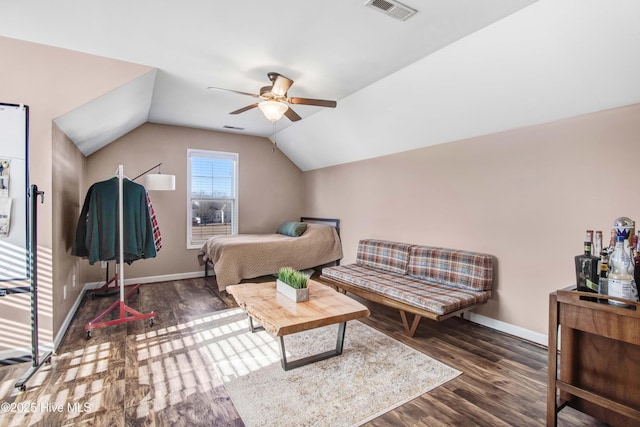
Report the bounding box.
[277,267,309,302]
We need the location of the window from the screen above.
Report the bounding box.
[187,149,238,248]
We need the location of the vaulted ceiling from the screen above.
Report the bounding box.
[1,1,639,171]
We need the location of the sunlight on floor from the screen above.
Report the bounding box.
[0,307,282,425]
[0,343,108,426]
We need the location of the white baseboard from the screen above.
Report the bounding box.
[84,270,206,289]
[52,285,87,351]
[467,312,547,346]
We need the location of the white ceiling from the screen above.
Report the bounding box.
[2,0,640,170]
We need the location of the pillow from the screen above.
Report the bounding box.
[356,239,413,275]
[277,221,308,237]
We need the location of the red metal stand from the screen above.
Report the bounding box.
[84,273,156,339]
[89,264,139,298]
[96,274,117,291]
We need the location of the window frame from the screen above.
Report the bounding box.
[187,149,239,249]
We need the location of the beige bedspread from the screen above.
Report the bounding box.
[198,223,343,291]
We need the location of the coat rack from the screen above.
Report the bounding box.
[88,162,171,299]
[84,165,156,339]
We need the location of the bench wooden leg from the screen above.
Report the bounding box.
[399,310,422,337]
[322,281,345,294]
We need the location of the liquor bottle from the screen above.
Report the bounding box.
[630,234,639,302]
[609,229,617,252]
[575,241,599,297]
[594,231,603,260]
[608,236,633,307]
[598,249,609,291]
[635,231,640,288]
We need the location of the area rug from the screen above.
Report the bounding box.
[198,308,461,427]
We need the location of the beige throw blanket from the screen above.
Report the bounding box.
[198,223,343,291]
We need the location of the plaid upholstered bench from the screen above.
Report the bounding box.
[319,239,494,337]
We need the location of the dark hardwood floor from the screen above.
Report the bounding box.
[0,277,607,426]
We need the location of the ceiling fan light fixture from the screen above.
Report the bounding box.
[212,72,335,123]
[258,100,288,122]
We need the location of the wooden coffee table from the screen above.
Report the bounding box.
[227,280,370,370]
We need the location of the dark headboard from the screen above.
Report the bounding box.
[300,217,340,237]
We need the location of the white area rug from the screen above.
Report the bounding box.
[198,308,461,427]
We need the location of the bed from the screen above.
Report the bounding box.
[197,217,342,292]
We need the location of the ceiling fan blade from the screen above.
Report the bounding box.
[230,103,259,114]
[271,74,294,97]
[284,107,302,122]
[208,87,259,98]
[288,97,337,108]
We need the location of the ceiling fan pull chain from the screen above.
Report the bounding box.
[272,121,277,152]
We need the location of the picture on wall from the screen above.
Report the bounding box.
[0,197,11,237]
[0,159,9,198]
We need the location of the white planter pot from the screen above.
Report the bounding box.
[276,279,309,302]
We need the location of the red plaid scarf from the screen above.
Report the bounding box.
[146,192,162,252]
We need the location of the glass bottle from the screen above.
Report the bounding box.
[630,234,639,302]
[608,236,633,307]
[635,231,640,289]
[609,228,617,250]
[575,241,599,298]
[598,249,609,302]
[594,231,603,260]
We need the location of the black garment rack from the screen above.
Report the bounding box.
[0,185,53,391]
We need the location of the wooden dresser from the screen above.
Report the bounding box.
[548,287,640,426]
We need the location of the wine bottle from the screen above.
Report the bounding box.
[575,241,599,299]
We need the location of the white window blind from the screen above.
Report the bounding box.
[187,149,238,248]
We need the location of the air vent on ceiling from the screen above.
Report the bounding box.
[364,0,417,21]
[223,125,245,131]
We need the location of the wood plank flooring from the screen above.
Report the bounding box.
[0,277,607,426]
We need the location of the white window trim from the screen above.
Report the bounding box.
[187,149,239,249]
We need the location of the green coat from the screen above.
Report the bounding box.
[72,177,156,264]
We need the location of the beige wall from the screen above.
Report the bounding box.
[52,125,86,336]
[83,123,304,283]
[304,104,640,336]
[0,36,152,353]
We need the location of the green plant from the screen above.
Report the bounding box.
[277,267,308,289]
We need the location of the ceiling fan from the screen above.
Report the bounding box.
[208,72,337,122]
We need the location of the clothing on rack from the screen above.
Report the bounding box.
[72,177,157,265]
[146,191,162,252]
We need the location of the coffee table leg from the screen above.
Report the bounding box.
[279,322,347,371]
[248,315,264,333]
